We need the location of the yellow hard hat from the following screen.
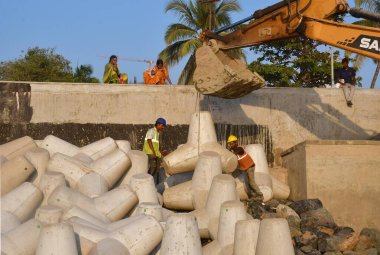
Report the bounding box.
[227,135,238,143]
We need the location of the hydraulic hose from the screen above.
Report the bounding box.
[349,7,380,23]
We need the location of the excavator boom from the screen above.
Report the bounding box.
[194,0,380,99]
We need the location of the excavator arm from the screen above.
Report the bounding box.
[194,0,380,98]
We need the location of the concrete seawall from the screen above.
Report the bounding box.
[1,82,380,164]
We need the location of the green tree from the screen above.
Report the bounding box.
[0,47,99,83]
[159,0,241,84]
[248,37,345,87]
[0,47,74,82]
[73,65,100,83]
[352,0,380,88]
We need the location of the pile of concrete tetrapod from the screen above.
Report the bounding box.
[0,111,293,255]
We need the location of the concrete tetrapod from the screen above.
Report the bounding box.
[35,205,63,225]
[0,136,37,160]
[163,111,237,175]
[70,214,164,255]
[1,219,43,255]
[25,148,50,185]
[128,173,171,216]
[160,214,202,255]
[1,156,35,196]
[163,151,222,210]
[61,206,111,227]
[48,184,138,222]
[233,219,260,255]
[135,202,175,224]
[255,218,295,255]
[47,152,92,188]
[47,150,130,197]
[1,182,43,233]
[90,149,131,188]
[89,238,130,255]
[36,222,79,255]
[116,140,132,154]
[76,172,109,198]
[79,137,118,160]
[270,175,290,200]
[38,171,67,205]
[120,150,149,186]
[245,144,273,202]
[130,173,160,204]
[203,200,249,255]
[191,174,240,239]
[39,135,79,157]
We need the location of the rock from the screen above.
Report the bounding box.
[337,233,360,252]
[295,249,306,255]
[276,204,300,219]
[247,200,267,219]
[306,250,322,255]
[324,252,343,255]
[319,232,360,252]
[289,199,323,215]
[300,245,314,253]
[299,231,318,248]
[363,248,378,255]
[320,228,335,236]
[265,199,280,208]
[287,215,302,238]
[301,208,336,231]
[336,227,355,236]
[261,212,279,219]
[344,248,378,255]
[355,228,379,252]
[342,251,356,255]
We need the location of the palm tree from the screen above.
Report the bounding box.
[159,0,241,84]
[353,0,380,88]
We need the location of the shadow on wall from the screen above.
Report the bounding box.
[201,96,275,165]
[200,88,376,163]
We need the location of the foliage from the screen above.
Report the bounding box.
[0,47,98,83]
[248,37,347,87]
[160,0,241,84]
[73,65,100,83]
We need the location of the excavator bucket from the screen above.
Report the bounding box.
[193,45,265,99]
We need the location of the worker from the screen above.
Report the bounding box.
[144,59,172,85]
[143,117,168,184]
[227,135,263,201]
[103,55,128,84]
[336,58,356,107]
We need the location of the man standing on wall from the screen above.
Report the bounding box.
[337,58,356,107]
[143,118,168,184]
[227,135,263,201]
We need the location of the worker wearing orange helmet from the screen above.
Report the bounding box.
[227,135,263,201]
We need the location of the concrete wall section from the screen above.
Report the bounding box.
[1,82,380,163]
[205,88,380,159]
[29,83,198,125]
[282,140,380,231]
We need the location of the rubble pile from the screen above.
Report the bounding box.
[246,198,380,255]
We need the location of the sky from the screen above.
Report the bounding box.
[0,0,377,87]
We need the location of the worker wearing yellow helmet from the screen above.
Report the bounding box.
[227,135,263,201]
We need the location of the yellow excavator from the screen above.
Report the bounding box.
[193,0,380,98]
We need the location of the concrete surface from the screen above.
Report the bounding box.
[282,140,380,231]
[1,82,380,165]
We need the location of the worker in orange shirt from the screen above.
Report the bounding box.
[144,59,172,85]
[227,135,263,201]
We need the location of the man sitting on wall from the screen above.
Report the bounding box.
[337,58,356,107]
